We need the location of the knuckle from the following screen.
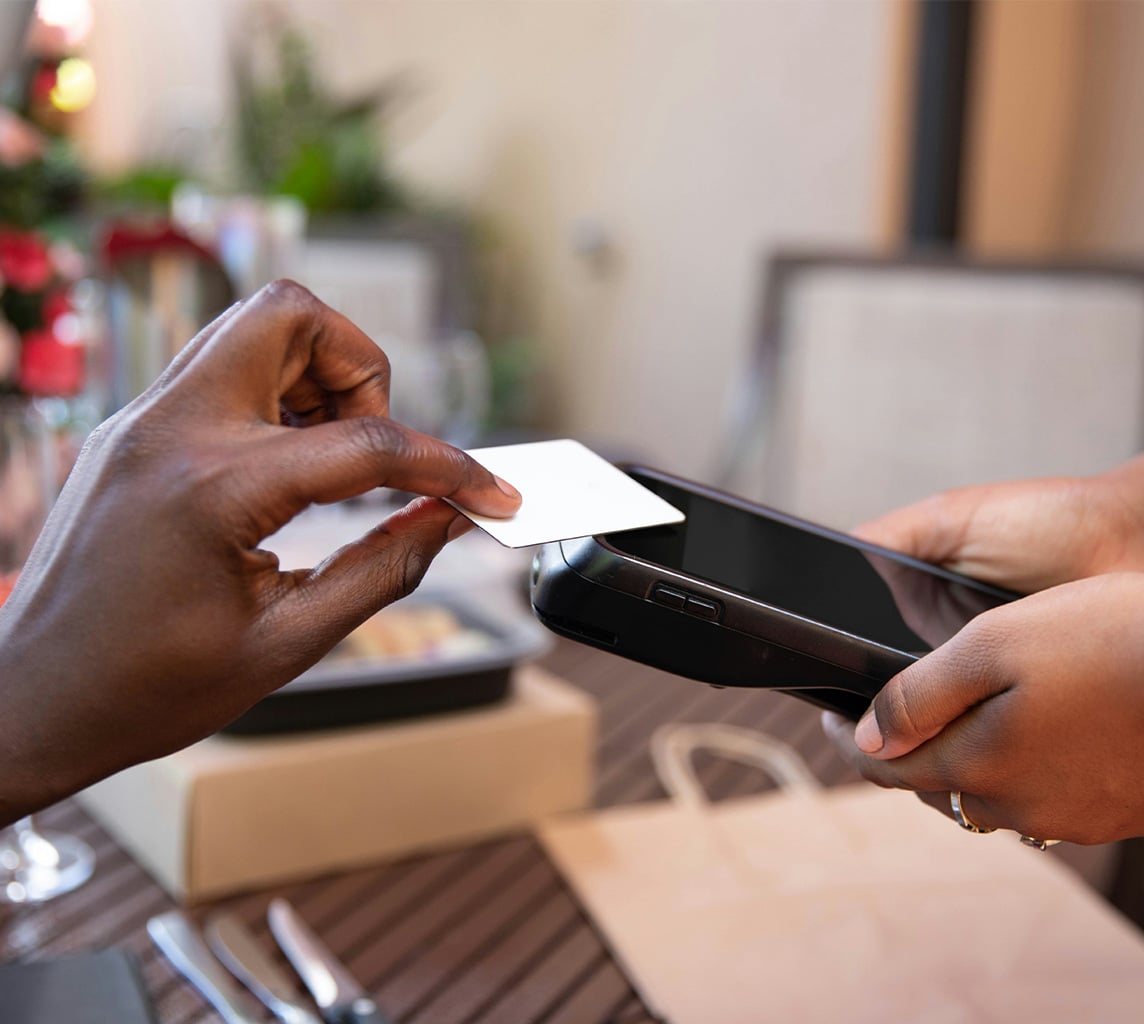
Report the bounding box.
[369,544,432,604]
[395,548,431,599]
[955,611,1003,666]
[363,342,391,379]
[354,416,406,461]
[256,279,330,341]
[443,443,475,484]
[877,676,925,743]
[260,278,322,316]
[948,612,1009,698]
[355,515,440,604]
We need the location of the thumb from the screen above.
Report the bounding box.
[853,615,1006,759]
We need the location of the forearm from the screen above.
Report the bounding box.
[0,619,107,827]
[0,650,76,827]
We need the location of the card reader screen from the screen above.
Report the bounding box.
[605,474,1012,653]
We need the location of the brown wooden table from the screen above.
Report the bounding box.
[0,637,1122,1023]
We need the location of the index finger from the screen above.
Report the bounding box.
[231,417,521,540]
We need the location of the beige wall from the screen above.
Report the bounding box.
[85,0,892,478]
[82,0,241,183]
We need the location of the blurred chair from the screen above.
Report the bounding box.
[716,250,1144,899]
[291,217,472,349]
[717,251,1144,530]
[290,218,490,447]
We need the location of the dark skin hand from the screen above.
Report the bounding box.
[824,461,1144,845]
[0,281,521,826]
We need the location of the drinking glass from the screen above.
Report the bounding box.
[0,816,95,904]
[0,396,95,903]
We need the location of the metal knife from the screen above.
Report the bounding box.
[147,911,261,1024]
[267,898,392,1024]
[206,911,324,1024]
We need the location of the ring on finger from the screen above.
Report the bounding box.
[1019,834,1062,851]
[950,791,997,834]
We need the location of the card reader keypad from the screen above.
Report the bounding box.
[684,596,720,619]
[651,584,722,621]
[651,584,687,610]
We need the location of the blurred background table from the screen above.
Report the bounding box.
[1,636,1135,1024]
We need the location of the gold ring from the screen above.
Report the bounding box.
[950,791,996,834]
[1019,835,1062,851]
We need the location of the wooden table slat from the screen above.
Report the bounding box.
[467,919,619,1024]
[537,957,645,1024]
[376,849,562,1017]
[406,895,577,1023]
[8,633,1111,1024]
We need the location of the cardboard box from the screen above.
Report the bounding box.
[77,665,595,903]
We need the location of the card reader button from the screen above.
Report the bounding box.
[651,584,688,610]
[685,596,720,620]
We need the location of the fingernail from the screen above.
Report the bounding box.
[495,475,521,501]
[854,709,884,753]
[446,515,473,542]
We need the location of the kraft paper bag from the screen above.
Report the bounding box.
[539,724,1144,1023]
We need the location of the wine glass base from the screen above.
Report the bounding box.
[0,831,96,904]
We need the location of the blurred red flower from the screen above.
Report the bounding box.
[0,230,54,291]
[31,66,57,105]
[18,327,84,397]
[42,287,72,326]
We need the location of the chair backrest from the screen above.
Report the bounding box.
[292,219,472,348]
[717,252,1144,530]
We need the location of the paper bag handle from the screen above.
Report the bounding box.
[650,723,822,810]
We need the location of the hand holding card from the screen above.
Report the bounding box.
[452,439,684,548]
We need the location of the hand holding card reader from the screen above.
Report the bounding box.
[530,467,1017,720]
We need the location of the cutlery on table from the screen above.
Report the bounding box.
[147,911,261,1024]
[268,897,393,1024]
[206,911,324,1024]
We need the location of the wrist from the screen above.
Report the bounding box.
[0,623,85,826]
